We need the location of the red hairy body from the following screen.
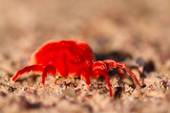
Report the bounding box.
[12,40,140,96]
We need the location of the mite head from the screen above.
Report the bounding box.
[92,61,107,78]
[103,59,126,70]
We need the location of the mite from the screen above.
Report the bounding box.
[11,40,141,96]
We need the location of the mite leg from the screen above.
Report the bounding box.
[41,65,56,84]
[124,67,141,88]
[94,70,113,96]
[100,72,113,96]
[11,65,44,81]
[92,61,113,96]
[117,68,125,78]
[81,71,91,88]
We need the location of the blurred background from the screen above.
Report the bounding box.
[0,0,170,71]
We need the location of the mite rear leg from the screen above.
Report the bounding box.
[41,65,56,84]
[11,65,44,81]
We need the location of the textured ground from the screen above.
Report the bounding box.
[0,0,170,113]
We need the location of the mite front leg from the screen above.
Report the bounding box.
[11,65,44,81]
[93,70,113,96]
[124,67,141,88]
[93,61,113,96]
[114,61,141,88]
[81,71,91,88]
[117,68,125,78]
[101,72,113,96]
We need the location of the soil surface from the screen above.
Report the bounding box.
[0,0,170,113]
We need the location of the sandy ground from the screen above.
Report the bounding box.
[0,0,170,113]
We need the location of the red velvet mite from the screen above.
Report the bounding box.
[11,40,140,96]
